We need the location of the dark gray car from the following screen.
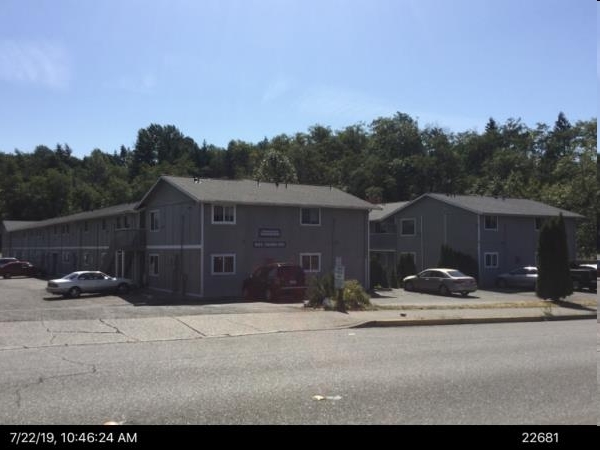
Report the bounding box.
[496,266,538,289]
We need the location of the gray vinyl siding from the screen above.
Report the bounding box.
[373,196,581,287]
[203,203,368,298]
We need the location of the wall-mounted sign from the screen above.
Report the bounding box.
[253,241,286,248]
[258,228,281,238]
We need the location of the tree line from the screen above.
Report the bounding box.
[0,112,597,256]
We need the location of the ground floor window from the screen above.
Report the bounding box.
[484,252,499,269]
[62,252,70,263]
[149,254,159,276]
[212,254,235,275]
[300,253,321,272]
[83,253,92,266]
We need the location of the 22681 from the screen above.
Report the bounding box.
[522,432,558,443]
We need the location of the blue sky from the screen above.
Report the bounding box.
[0,0,596,157]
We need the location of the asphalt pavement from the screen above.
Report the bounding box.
[0,280,596,350]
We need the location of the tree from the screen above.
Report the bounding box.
[536,214,573,300]
[254,149,298,184]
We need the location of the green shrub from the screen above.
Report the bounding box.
[305,273,335,308]
[370,257,387,289]
[438,244,478,280]
[340,279,371,310]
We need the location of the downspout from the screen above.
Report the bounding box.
[477,215,481,282]
[420,216,424,270]
[200,202,204,298]
[365,211,369,288]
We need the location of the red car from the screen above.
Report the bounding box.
[242,263,307,301]
[0,261,42,279]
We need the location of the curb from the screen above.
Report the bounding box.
[351,314,597,328]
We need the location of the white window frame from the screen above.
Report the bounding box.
[211,204,236,225]
[211,254,236,275]
[150,210,160,232]
[400,218,416,236]
[149,254,159,276]
[484,215,498,231]
[300,208,321,226]
[300,253,321,273]
[484,252,499,269]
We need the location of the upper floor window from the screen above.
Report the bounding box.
[212,205,236,224]
[150,210,160,231]
[83,221,89,232]
[400,218,416,236]
[484,215,498,231]
[101,219,107,231]
[61,224,70,234]
[300,208,320,226]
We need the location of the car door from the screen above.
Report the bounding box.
[414,271,431,291]
[76,273,95,293]
[427,270,445,291]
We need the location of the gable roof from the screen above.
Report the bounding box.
[369,193,583,222]
[369,201,409,222]
[424,193,583,218]
[139,176,379,211]
[1,202,139,232]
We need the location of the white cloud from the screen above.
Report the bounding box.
[0,39,70,89]
[295,86,396,121]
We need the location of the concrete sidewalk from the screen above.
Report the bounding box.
[0,303,595,351]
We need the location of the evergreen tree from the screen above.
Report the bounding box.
[536,214,573,300]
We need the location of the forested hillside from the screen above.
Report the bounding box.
[0,112,596,256]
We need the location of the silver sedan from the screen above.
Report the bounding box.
[46,271,133,298]
[403,268,478,297]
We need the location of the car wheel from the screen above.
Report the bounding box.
[404,281,414,291]
[116,283,130,295]
[68,287,81,298]
[497,279,507,289]
[439,284,450,296]
[461,291,469,297]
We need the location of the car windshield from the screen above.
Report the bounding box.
[63,273,81,280]
[446,270,467,277]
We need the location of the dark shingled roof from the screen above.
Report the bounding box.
[141,176,379,211]
[2,203,138,232]
[369,202,409,222]
[425,193,583,218]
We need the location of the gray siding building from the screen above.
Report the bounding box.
[369,194,582,287]
[2,176,376,299]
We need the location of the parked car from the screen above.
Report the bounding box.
[403,268,477,297]
[242,263,307,301]
[0,257,18,267]
[46,271,133,298]
[496,266,538,289]
[0,261,42,279]
[569,263,597,292]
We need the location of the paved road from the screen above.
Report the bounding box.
[0,321,595,424]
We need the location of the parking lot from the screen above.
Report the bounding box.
[0,277,305,322]
[0,276,596,323]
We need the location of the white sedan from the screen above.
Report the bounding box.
[46,271,133,298]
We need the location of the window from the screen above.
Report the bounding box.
[83,221,89,232]
[300,208,320,226]
[534,217,545,231]
[211,254,235,275]
[400,218,416,236]
[150,210,160,231]
[212,205,236,224]
[83,253,91,265]
[300,253,321,272]
[484,252,499,268]
[100,252,107,267]
[61,224,70,234]
[62,252,70,263]
[399,252,416,265]
[149,254,159,276]
[484,215,498,231]
[372,220,396,234]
